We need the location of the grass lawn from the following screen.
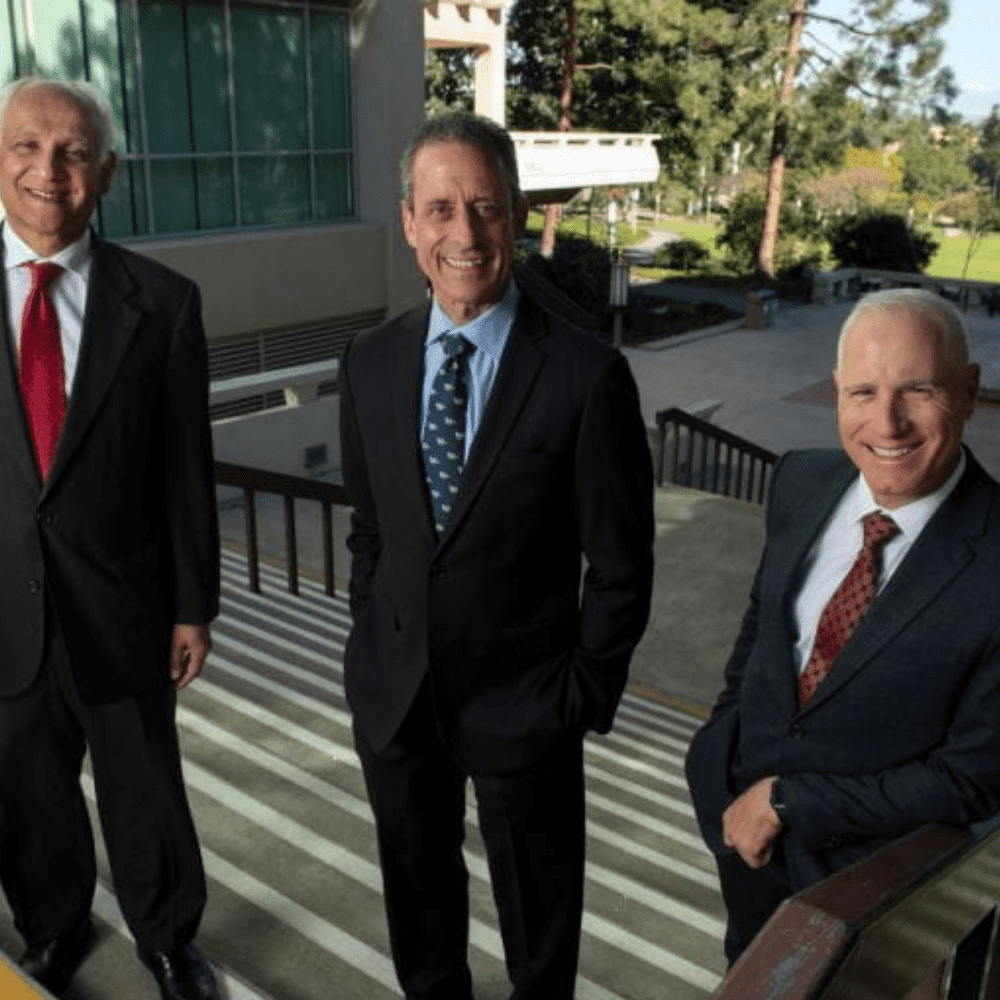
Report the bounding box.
[529,208,1000,285]
[653,215,724,256]
[524,209,648,247]
[926,232,1000,283]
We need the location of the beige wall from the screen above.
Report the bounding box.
[128,0,427,344]
[139,224,389,342]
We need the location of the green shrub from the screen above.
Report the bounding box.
[654,237,710,272]
[826,211,939,272]
[715,191,822,276]
[514,236,611,331]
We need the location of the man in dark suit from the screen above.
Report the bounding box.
[686,287,1000,964]
[340,113,654,999]
[0,78,220,999]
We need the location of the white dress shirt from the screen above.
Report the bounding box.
[792,452,967,673]
[3,223,92,398]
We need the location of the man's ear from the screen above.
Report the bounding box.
[963,362,980,417]
[98,152,118,196]
[400,199,417,250]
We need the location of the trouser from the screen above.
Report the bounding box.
[355,684,586,1000]
[716,845,792,965]
[0,620,207,953]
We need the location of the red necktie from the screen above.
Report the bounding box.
[798,512,900,705]
[19,261,66,480]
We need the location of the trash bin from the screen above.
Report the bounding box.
[746,289,778,329]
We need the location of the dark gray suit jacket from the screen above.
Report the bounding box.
[340,289,655,774]
[686,448,1000,889]
[0,230,219,703]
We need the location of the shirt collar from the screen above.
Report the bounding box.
[426,280,521,364]
[2,222,92,279]
[847,449,967,538]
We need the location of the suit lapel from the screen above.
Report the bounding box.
[437,297,546,546]
[801,457,988,714]
[398,305,438,539]
[44,237,142,492]
[0,241,41,488]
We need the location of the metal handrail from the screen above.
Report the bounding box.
[215,461,350,597]
[654,407,777,505]
[716,823,1000,999]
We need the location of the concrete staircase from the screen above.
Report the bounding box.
[0,549,729,1000]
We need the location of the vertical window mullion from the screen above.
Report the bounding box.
[78,0,90,78]
[130,0,155,235]
[113,0,139,237]
[180,0,202,231]
[304,0,316,221]
[223,0,242,228]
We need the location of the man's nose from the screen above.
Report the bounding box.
[875,392,910,437]
[34,147,64,178]
[450,204,481,244]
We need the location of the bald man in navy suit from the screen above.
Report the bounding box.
[687,288,1000,964]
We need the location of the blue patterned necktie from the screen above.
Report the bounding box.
[423,333,475,535]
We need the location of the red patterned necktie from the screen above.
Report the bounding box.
[19,261,66,480]
[798,512,900,705]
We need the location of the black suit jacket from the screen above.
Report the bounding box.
[0,230,220,703]
[340,289,654,774]
[686,448,1000,889]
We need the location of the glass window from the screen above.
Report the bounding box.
[1,1,354,238]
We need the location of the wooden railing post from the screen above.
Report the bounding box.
[215,461,350,599]
[243,487,260,594]
[653,408,777,507]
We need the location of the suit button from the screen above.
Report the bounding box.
[26,580,41,593]
[827,835,843,848]
[788,723,804,738]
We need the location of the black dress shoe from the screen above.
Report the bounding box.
[19,916,95,992]
[139,942,220,1000]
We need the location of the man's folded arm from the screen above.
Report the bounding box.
[782,637,1000,848]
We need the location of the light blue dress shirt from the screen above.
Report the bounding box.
[421,281,521,460]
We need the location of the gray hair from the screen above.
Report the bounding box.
[0,77,117,167]
[400,112,522,213]
[837,287,970,372]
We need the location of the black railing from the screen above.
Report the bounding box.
[654,407,777,505]
[215,461,350,597]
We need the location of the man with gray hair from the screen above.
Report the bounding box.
[0,78,219,999]
[340,112,654,998]
[687,288,1000,964]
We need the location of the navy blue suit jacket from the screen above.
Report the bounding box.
[686,448,1000,889]
[340,289,654,775]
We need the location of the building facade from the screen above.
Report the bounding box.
[2,0,426,473]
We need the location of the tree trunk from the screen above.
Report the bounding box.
[758,0,807,279]
[540,0,576,258]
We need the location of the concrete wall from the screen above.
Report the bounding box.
[134,0,427,346]
[144,0,429,478]
[213,396,340,479]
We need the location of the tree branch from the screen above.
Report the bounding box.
[806,11,886,38]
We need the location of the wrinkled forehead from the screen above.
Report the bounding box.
[841,307,952,370]
[411,141,508,199]
[2,84,96,145]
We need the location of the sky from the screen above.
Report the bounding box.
[811,1,1000,122]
